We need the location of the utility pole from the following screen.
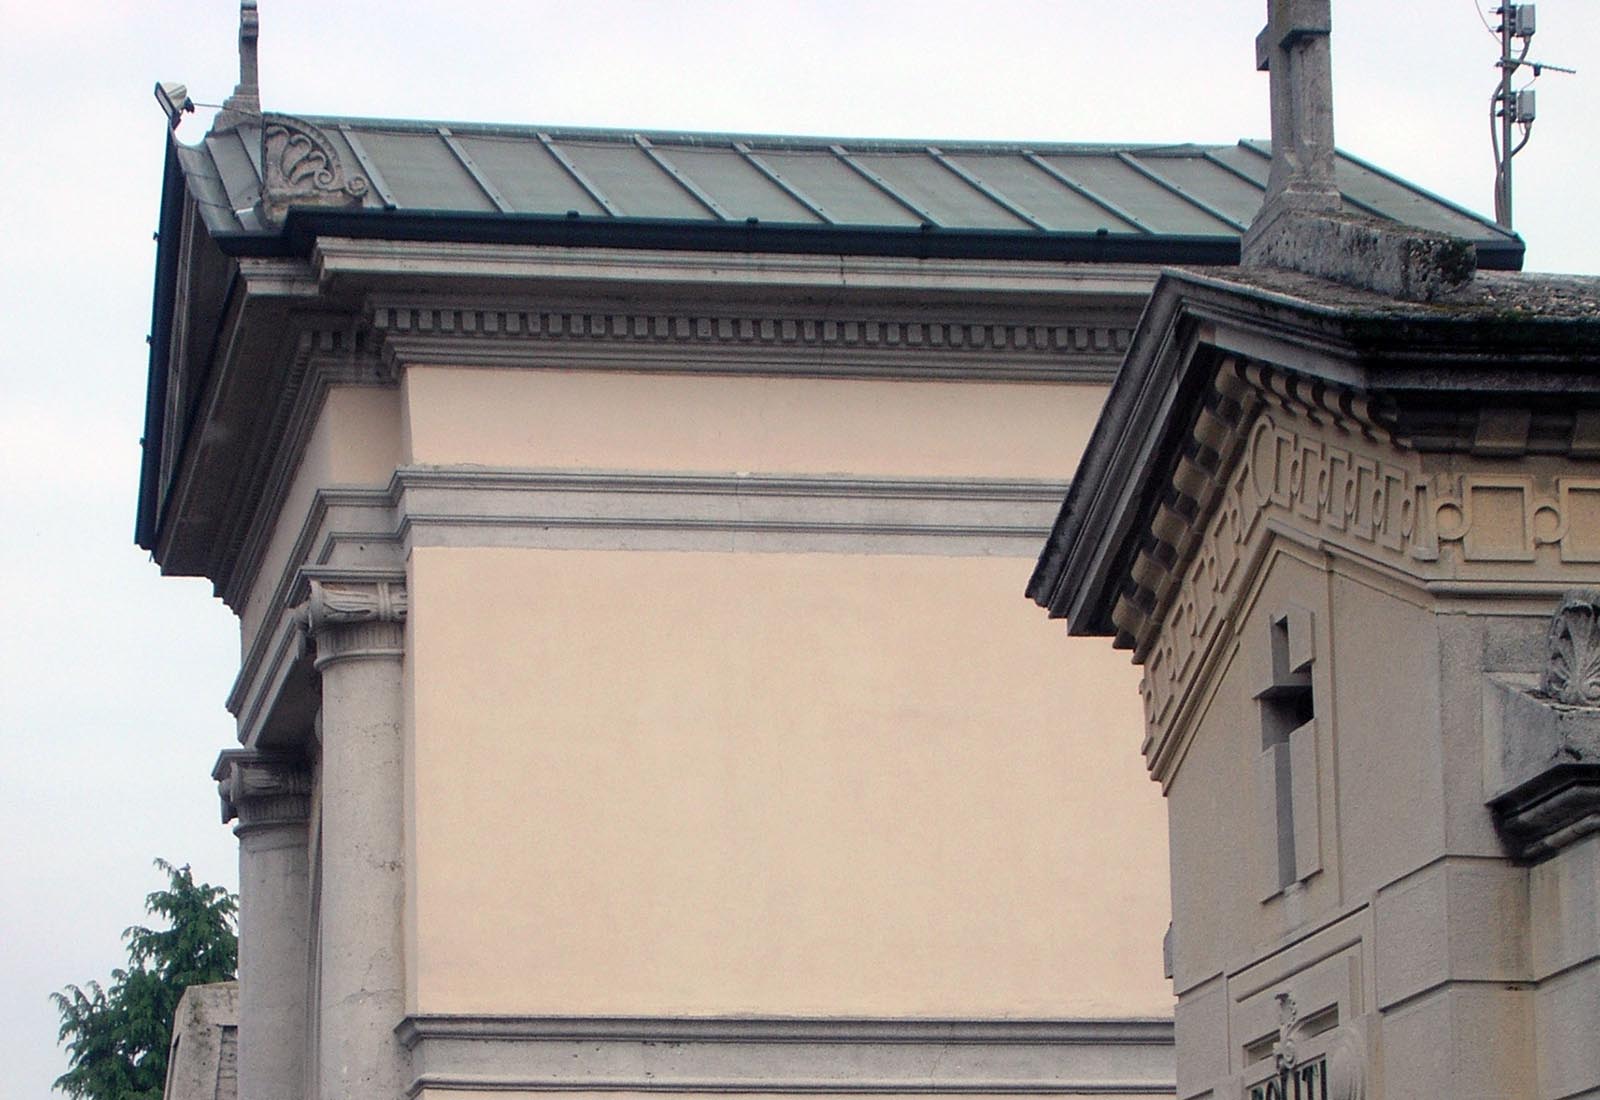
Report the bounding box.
[1491,4,1573,231]
[1494,5,1520,228]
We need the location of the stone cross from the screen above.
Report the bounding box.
[1255,0,1340,214]
[213,1,262,132]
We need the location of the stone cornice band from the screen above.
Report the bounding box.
[394,1014,1175,1098]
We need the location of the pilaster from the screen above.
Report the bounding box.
[299,574,410,1100]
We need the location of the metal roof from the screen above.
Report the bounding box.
[175,117,1523,268]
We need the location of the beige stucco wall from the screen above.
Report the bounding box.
[400,367,1102,478]
[1165,546,1428,994]
[406,544,1172,1018]
[240,385,401,648]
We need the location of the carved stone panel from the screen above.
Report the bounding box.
[258,115,368,224]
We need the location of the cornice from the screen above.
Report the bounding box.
[1032,267,1600,640]
[394,1015,1175,1047]
[157,242,1148,592]
[225,471,1067,746]
[216,324,389,610]
[394,1014,1175,1099]
[369,300,1132,383]
[313,238,1161,300]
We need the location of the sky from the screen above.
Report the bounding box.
[0,2,1595,1097]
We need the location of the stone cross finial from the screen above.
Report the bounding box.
[1241,0,1476,300]
[212,1,262,133]
[237,1,260,98]
[1255,0,1340,215]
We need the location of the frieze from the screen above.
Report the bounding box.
[1136,363,1600,775]
[370,303,1131,380]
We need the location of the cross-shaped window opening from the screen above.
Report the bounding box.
[1256,608,1319,895]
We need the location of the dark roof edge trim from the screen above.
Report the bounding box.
[216,209,1255,264]
[137,138,189,551]
[215,208,1525,270]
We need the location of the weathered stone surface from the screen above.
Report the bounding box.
[163,982,238,1100]
[1243,207,1476,302]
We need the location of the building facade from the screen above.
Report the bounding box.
[1029,7,1600,1095]
[140,11,1524,1100]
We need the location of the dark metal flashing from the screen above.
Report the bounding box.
[220,207,1244,265]
[137,139,189,549]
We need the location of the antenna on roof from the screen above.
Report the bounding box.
[213,1,263,133]
[1489,4,1575,230]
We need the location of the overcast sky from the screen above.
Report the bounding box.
[1,2,1595,1097]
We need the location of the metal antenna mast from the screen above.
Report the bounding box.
[1490,4,1574,230]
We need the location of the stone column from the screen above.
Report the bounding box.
[302,577,409,1100]
[214,750,312,1100]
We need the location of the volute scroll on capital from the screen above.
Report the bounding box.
[298,579,408,635]
[213,750,312,830]
[293,579,408,670]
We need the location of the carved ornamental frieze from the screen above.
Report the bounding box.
[369,301,1132,383]
[258,114,369,225]
[1131,357,1600,781]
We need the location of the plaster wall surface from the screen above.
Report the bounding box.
[405,544,1172,1018]
[1166,549,1346,993]
[239,385,402,647]
[399,367,1103,477]
[1327,570,1445,898]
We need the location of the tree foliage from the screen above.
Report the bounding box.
[52,859,238,1100]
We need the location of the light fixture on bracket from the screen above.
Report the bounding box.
[154,82,195,130]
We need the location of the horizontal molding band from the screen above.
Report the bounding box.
[397,514,1051,539]
[390,468,1066,548]
[410,1075,1174,1096]
[398,1016,1174,1045]
[402,1016,1174,1099]
[392,470,1061,556]
[380,338,1119,384]
[394,469,1072,501]
[229,470,1071,741]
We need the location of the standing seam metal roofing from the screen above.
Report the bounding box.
[178,117,1524,268]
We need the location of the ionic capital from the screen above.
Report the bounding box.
[213,750,312,835]
[295,577,407,670]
